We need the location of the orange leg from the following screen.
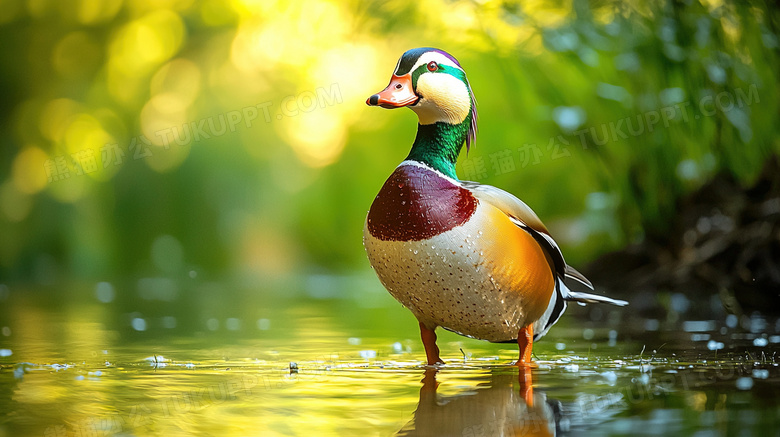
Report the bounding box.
[518,364,534,407]
[516,324,534,364]
[420,367,439,395]
[516,324,535,406]
[419,322,443,365]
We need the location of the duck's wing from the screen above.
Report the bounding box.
[460,181,594,290]
[462,180,626,341]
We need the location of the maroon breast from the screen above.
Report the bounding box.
[367,163,478,241]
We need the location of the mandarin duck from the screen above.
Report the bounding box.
[363,48,627,366]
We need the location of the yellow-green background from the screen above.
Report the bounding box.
[1,2,779,436]
[0,0,777,284]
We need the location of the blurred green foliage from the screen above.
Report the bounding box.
[0,0,777,285]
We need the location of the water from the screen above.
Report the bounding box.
[0,282,779,436]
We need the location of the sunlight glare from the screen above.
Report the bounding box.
[281,110,346,168]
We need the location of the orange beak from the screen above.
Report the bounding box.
[366,73,418,108]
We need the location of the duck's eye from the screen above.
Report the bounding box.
[427,61,438,72]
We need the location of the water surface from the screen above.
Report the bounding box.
[0,282,778,436]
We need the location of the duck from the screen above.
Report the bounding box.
[363,47,627,366]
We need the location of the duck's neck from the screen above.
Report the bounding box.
[405,116,471,180]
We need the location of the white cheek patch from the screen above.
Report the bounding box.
[411,73,471,125]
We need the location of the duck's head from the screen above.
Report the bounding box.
[367,47,478,150]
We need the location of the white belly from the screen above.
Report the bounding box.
[363,202,530,342]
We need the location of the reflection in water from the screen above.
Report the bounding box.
[397,365,635,436]
[398,367,556,436]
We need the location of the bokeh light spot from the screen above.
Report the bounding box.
[151,234,184,274]
[151,58,202,107]
[52,32,100,77]
[63,114,114,160]
[257,318,271,330]
[74,0,122,24]
[95,282,115,303]
[131,318,147,331]
[226,318,241,331]
[12,146,49,194]
[39,99,82,142]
